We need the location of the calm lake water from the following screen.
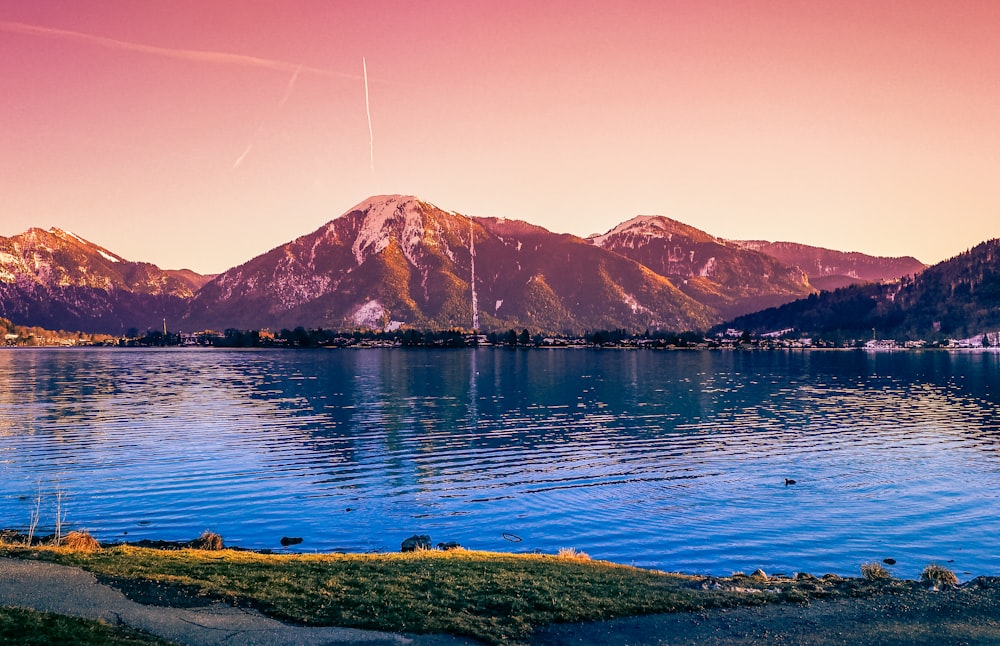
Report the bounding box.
[2,347,999,579]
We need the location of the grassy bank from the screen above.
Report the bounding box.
[0,606,171,645]
[0,542,815,644]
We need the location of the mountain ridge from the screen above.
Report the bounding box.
[587,215,816,319]
[183,195,717,333]
[0,227,210,333]
[722,239,1000,342]
[1,195,937,335]
[729,239,927,291]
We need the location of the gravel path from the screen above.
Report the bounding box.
[0,558,474,646]
[7,555,1000,645]
[532,578,1000,645]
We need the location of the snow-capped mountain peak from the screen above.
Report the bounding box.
[349,195,427,266]
[589,215,721,248]
[47,227,124,263]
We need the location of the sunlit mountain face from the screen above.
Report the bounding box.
[2,196,931,335]
[183,195,715,333]
[588,215,815,319]
[0,227,209,333]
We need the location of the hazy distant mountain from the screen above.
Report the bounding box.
[0,227,209,333]
[723,239,1000,342]
[730,240,927,291]
[588,216,815,319]
[184,195,715,333]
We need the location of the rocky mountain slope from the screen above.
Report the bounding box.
[730,240,927,291]
[1,197,938,335]
[0,228,209,333]
[588,216,815,319]
[184,195,715,333]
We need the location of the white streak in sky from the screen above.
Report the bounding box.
[0,20,357,79]
[363,57,374,174]
[278,65,302,108]
[232,123,263,169]
[233,64,300,169]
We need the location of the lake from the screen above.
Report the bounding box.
[2,347,999,579]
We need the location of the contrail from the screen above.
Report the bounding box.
[277,65,302,108]
[232,123,263,169]
[233,65,302,170]
[0,20,357,79]
[233,65,300,169]
[363,57,374,175]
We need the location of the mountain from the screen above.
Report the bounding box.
[0,227,209,333]
[587,216,815,319]
[184,195,715,333]
[0,198,947,336]
[723,239,1000,342]
[729,240,927,291]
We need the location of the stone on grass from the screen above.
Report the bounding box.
[401,535,432,552]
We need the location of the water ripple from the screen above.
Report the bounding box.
[2,348,1000,577]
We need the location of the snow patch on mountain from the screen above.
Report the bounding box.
[53,228,89,246]
[350,195,427,267]
[618,289,651,315]
[352,299,386,327]
[589,216,675,248]
[699,257,717,278]
[399,204,426,268]
[352,197,399,264]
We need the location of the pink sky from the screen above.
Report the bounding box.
[2,0,998,274]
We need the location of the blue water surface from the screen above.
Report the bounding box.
[1,347,999,579]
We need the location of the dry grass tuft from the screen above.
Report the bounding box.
[861,562,891,581]
[556,547,590,560]
[188,531,224,551]
[922,563,958,587]
[61,531,101,552]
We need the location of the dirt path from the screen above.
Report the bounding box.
[7,555,1000,645]
[0,558,474,646]
[532,579,1000,645]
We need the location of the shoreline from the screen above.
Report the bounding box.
[1,527,986,589]
[0,528,983,584]
[4,537,1000,645]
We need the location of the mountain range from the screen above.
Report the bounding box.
[723,238,1000,343]
[0,227,209,334]
[1,195,929,335]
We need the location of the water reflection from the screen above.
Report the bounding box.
[1,348,999,578]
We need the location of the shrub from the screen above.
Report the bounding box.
[861,562,891,581]
[922,563,958,587]
[60,531,101,552]
[189,531,224,550]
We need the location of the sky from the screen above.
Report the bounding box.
[1,1,998,274]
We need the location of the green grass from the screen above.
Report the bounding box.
[0,606,171,645]
[0,544,798,644]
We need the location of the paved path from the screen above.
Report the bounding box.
[0,558,475,646]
